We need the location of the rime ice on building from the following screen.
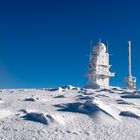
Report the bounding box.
[85,41,115,89]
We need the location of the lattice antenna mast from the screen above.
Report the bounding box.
[124,41,136,89]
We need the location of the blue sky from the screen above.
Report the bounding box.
[0,0,140,88]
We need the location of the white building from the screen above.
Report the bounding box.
[85,41,115,89]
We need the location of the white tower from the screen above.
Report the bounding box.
[124,41,136,89]
[85,41,115,89]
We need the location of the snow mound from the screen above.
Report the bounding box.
[48,85,80,92]
[23,97,39,102]
[55,99,121,124]
[48,87,64,92]
[93,99,121,121]
[22,110,66,125]
[116,99,134,105]
[61,85,80,90]
[110,86,124,91]
[0,98,5,104]
[1,87,140,139]
[76,95,94,101]
[23,112,50,125]
[54,95,65,98]
[0,109,13,119]
[121,94,140,98]
[23,95,42,102]
[99,89,115,93]
[119,111,140,119]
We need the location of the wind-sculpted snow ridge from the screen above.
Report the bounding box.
[119,111,140,119]
[48,85,81,92]
[55,99,121,125]
[22,111,52,125]
[20,109,67,126]
[23,95,41,102]
[0,87,140,140]
[121,93,140,98]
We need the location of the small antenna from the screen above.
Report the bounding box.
[99,38,101,43]
[107,41,109,53]
[88,40,93,61]
[90,40,93,52]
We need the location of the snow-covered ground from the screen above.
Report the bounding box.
[0,86,140,140]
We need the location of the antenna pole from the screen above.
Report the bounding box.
[124,40,136,89]
[99,38,101,43]
[90,40,93,53]
[107,41,109,53]
[128,41,131,76]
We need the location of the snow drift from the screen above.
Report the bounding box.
[0,86,140,140]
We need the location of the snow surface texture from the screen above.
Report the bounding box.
[0,86,140,140]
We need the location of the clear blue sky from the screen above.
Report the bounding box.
[0,0,140,88]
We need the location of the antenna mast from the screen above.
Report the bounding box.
[124,41,136,89]
[128,41,132,76]
[107,41,109,54]
[99,38,101,44]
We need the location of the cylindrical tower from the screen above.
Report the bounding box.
[85,41,115,89]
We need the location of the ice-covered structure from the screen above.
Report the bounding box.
[124,41,136,89]
[85,41,115,89]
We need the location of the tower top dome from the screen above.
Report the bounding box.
[94,42,106,53]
